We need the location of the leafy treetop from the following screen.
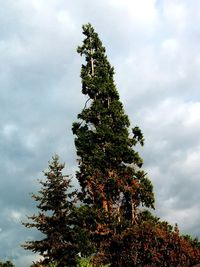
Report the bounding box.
[22,155,77,267]
[72,23,154,229]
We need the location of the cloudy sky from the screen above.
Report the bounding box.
[1,0,200,265]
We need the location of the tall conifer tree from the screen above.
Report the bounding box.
[72,24,154,231]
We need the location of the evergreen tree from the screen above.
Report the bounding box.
[72,23,154,233]
[22,155,77,267]
[0,260,14,267]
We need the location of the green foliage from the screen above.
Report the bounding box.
[77,257,93,267]
[0,260,14,267]
[72,205,97,257]
[47,264,58,267]
[22,155,78,267]
[77,257,109,267]
[72,23,155,238]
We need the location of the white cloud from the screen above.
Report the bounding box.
[161,38,179,55]
[2,124,18,138]
[138,100,200,233]
[161,0,187,32]
[10,210,23,222]
[108,0,158,28]
[161,202,200,230]
[184,102,200,126]
[56,10,76,31]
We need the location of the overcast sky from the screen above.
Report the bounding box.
[1,0,200,266]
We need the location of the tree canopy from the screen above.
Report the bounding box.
[22,155,77,266]
[72,24,154,234]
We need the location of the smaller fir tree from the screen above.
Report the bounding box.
[22,155,77,267]
[0,260,14,267]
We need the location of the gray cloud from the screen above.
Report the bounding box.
[1,0,200,266]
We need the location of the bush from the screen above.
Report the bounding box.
[77,257,109,267]
[100,221,200,267]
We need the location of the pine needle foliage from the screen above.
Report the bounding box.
[22,155,77,267]
[72,23,154,233]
